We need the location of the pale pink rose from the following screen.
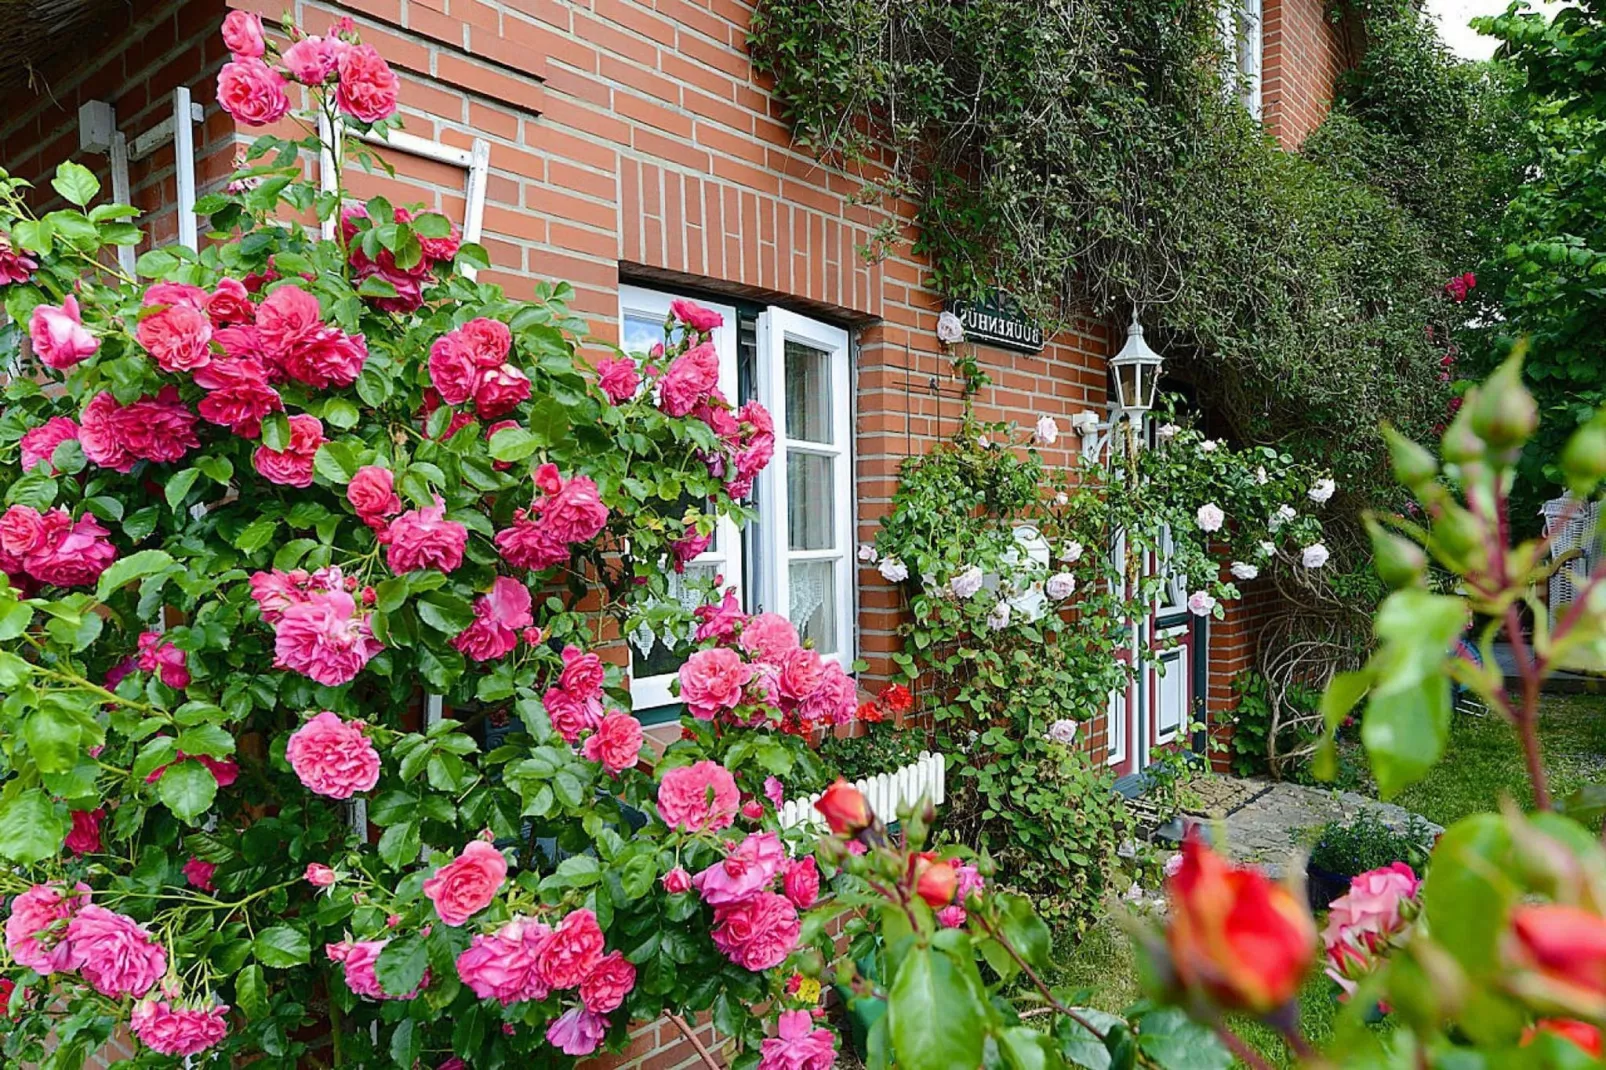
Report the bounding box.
[1186,591,1217,616]
[193,357,282,437]
[337,44,400,123]
[221,10,265,58]
[217,57,291,127]
[253,413,324,488]
[658,342,720,417]
[327,938,425,1000]
[783,856,820,910]
[179,856,216,892]
[64,808,104,856]
[1196,503,1224,533]
[679,647,753,719]
[581,712,643,775]
[65,905,166,998]
[305,863,337,888]
[385,499,468,575]
[455,916,551,1005]
[711,892,800,971]
[130,998,230,1056]
[669,298,724,334]
[760,1009,836,1070]
[137,302,214,373]
[694,832,784,906]
[546,1007,607,1056]
[657,761,739,833]
[1325,862,1419,944]
[5,882,89,975]
[20,417,80,473]
[580,951,636,1014]
[537,908,605,990]
[30,296,98,369]
[663,867,693,894]
[596,354,640,403]
[424,840,508,926]
[285,711,381,799]
[739,612,800,664]
[474,362,531,419]
[282,36,346,84]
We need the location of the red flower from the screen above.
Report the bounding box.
[881,683,914,715]
[815,779,872,837]
[1507,904,1606,1018]
[909,852,958,908]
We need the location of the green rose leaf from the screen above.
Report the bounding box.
[95,549,175,602]
[887,946,986,1070]
[0,787,65,864]
[254,924,311,968]
[52,161,101,207]
[1132,1008,1231,1070]
[158,758,219,823]
[376,932,430,997]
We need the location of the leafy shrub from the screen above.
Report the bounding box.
[1307,811,1436,878]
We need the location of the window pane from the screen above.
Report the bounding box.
[789,559,837,654]
[630,563,718,679]
[787,452,835,551]
[622,313,662,357]
[784,339,833,443]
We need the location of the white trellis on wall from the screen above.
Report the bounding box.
[778,752,947,831]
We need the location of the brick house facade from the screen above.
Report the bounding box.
[1,0,1354,1064]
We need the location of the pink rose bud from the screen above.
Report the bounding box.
[741,799,764,821]
[663,867,693,894]
[304,863,337,888]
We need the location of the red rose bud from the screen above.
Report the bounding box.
[1165,837,1316,1014]
[816,779,872,836]
[910,852,958,909]
[1522,1019,1605,1059]
[1506,904,1606,1018]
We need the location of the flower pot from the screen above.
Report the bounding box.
[1306,864,1351,914]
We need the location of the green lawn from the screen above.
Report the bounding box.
[1046,692,1606,1067]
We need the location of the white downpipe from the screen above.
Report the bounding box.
[172,87,198,251]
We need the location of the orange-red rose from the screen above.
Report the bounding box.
[815,779,872,837]
[909,852,958,909]
[1522,1018,1605,1059]
[1506,904,1606,1018]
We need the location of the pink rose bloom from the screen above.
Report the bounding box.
[760,1010,836,1070]
[671,530,712,571]
[337,44,400,123]
[117,387,201,465]
[78,392,136,471]
[538,908,605,990]
[282,36,346,84]
[694,832,784,905]
[5,883,88,974]
[137,302,213,373]
[544,473,610,545]
[428,332,480,405]
[596,354,640,403]
[193,357,282,437]
[800,662,858,726]
[250,567,313,624]
[20,417,80,473]
[347,466,401,523]
[735,401,776,481]
[695,587,746,642]
[0,235,38,285]
[711,892,800,971]
[217,57,291,127]
[215,324,265,361]
[424,840,508,926]
[739,612,800,664]
[559,645,605,699]
[386,499,469,575]
[658,342,720,417]
[182,857,216,892]
[580,951,636,1014]
[783,857,820,910]
[137,631,191,689]
[256,285,322,365]
[30,296,98,369]
[327,938,425,1000]
[452,576,534,662]
[474,362,531,419]
[546,1007,607,1056]
[657,761,739,833]
[663,867,692,894]
[66,905,166,998]
[142,282,207,310]
[206,277,256,327]
[455,915,551,1005]
[1324,862,1419,949]
[280,327,368,389]
[581,712,643,774]
[221,9,265,58]
[494,515,568,572]
[130,998,230,1057]
[1,506,117,588]
[776,647,825,702]
[679,647,752,719]
[285,711,381,798]
[461,318,512,366]
[254,413,324,488]
[670,298,724,334]
[65,808,105,857]
[305,863,337,888]
[544,686,602,745]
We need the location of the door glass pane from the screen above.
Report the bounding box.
[789,559,836,654]
[787,452,835,551]
[784,339,833,444]
[622,312,662,358]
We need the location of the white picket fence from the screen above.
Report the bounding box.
[778,752,947,831]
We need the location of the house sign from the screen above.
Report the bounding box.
[945,295,1043,354]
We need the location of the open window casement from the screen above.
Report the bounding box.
[754,309,854,669]
[318,117,491,279]
[620,286,743,709]
[1219,0,1264,119]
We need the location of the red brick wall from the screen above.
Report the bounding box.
[1262,0,1353,147]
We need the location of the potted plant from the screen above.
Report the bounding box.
[1305,811,1435,913]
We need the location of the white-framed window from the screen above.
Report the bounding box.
[618,286,742,709]
[755,308,855,669]
[1220,0,1264,119]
